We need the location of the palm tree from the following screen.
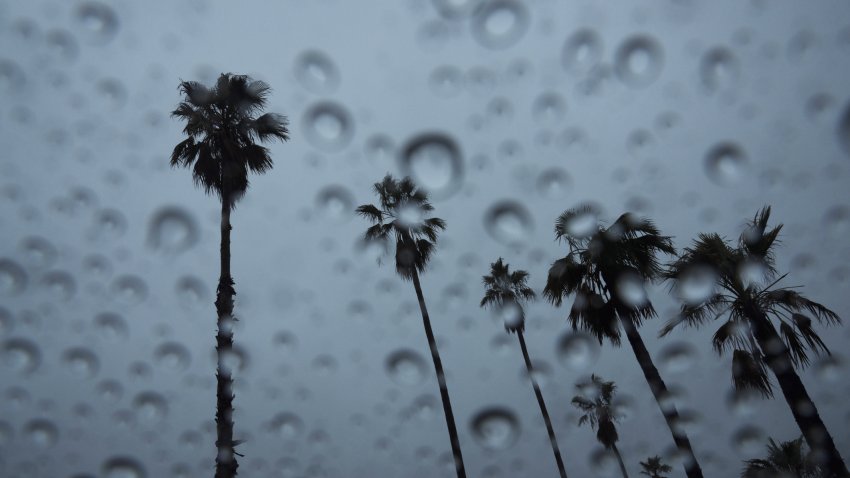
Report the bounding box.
[543,208,704,478]
[480,258,569,478]
[170,73,289,477]
[742,436,824,478]
[640,455,673,478]
[571,374,629,478]
[356,174,466,478]
[662,206,848,477]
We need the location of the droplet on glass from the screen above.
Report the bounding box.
[732,425,765,455]
[148,206,199,254]
[0,258,28,296]
[94,312,129,340]
[470,407,521,450]
[531,92,567,123]
[41,270,77,301]
[562,29,603,72]
[470,0,529,50]
[677,265,718,305]
[175,276,208,308]
[399,133,464,200]
[267,412,304,439]
[536,168,572,199]
[561,204,600,239]
[315,185,355,221]
[45,29,79,61]
[658,341,699,374]
[303,101,354,152]
[615,271,647,308]
[63,347,100,378]
[294,50,340,94]
[111,275,148,304]
[615,35,664,87]
[429,65,465,97]
[836,103,850,157]
[102,456,147,478]
[704,142,748,185]
[484,200,533,246]
[386,349,428,386]
[75,2,119,45]
[556,331,600,370]
[133,391,168,422]
[154,342,191,371]
[19,236,57,269]
[2,337,41,374]
[699,47,740,91]
[24,419,58,447]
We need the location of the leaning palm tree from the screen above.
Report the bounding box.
[662,207,848,477]
[742,436,824,478]
[170,73,289,477]
[572,374,629,478]
[356,174,466,478]
[543,208,704,478]
[480,258,569,478]
[640,455,673,478]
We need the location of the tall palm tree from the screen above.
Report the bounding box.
[356,174,466,478]
[571,374,629,478]
[640,455,673,478]
[742,436,824,478]
[662,206,848,477]
[480,258,569,478]
[170,73,289,477]
[543,208,704,478]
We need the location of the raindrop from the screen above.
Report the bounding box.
[148,206,199,254]
[93,208,127,240]
[521,360,552,388]
[294,50,340,94]
[487,97,514,121]
[175,276,208,307]
[0,307,11,335]
[267,412,304,439]
[97,379,124,402]
[364,134,395,162]
[429,65,465,97]
[590,448,620,476]
[2,338,41,374]
[814,354,844,383]
[823,205,850,236]
[470,407,521,450]
[84,254,113,278]
[75,2,119,44]
[63,347,100,378]
[315,185,355,221]
[615,271,647,308]
[24,419,58,447]
[41,270,77,300]
[556,331,600,370]
[561,204,600,239]
[303,101,354,152]
[102,456,147,478]
[732,425,765,455]
[312,354,338,375]
[699,47,740,91]
[704,142,748,185]
[111,275,148,304]
[97,78,128,109]
[154,342,191,371]
[484,200,533,246]
[677,265,718,305]
[536,168,571,199]
[658,341,698,374]
[399,133,463,200]
[805,93,834,120]
[432,0,480,18]
[494,301,524,331]
[94,312,129,340]
[0,258,28,296]
[615,35,664,87]
[837,103,850,157]
[470,0,529,50]
[272,331,298,352]
[133,391,168,422]
[0,60,26,92]
[45,29,79,61]
[19,237,57,269]
[531,92,567,123]
[0,421,12,445]
[386,349,427,385]
[562,29,603,72]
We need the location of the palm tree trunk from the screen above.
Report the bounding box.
[517,331,569,478]
[215,200,239,478]
[619,316,704,478]
[611,443,630,478]
[411,269,467,478]
[748,308,849,478]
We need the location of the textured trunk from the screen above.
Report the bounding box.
[215,200,239,478]
[747,306,849,478]
[619,316,703,478]
[411,270,467,478]
[611,443,630,478]
[517,332,569,478]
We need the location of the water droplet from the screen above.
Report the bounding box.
[536,168,571,199]
[102,456,147,478]
[704,142,748,185]
[484,200,533,246]
[615,271,647,307]
[175,276,208,307]
[615,35,664,87]
[0,307,11,336]
[84,254,113,279]
[316,185,355,221]
[658,341,698,374]
[429,65,464,97]
[700,47,740,91]
[45,29,79,61]
[562,29,603,72]
[111,275,148,304]
[97,78,127,109]
[94,312,129,340]
[470,407,521,450]
[294,50,340,94]
[432,0,479,18]
[97,379,124,402]
[19,236,57,269]
[133,391,168,422]
[364,134,395,162]
[0,421,12,445]
[471,0,529,49]
[148,206,199,254]
[561,205,600,238]
[556,331,600,370]
[41,270,77,300]
[737,259,769,289]
[0,60,26,92]
[0,258,28,296]
[75,2,119,45]
[677,265,718,305]
[386,349,427,385]
[272,330,298,353]
[24,419,58,447]
[303,101,354,152]
[2,338,41,374]
[814,354,844,383]
[590,448,620,476]
[532,92,567,123]
[521,360,552,388]
[312,354,338,375]
[154,342,191,371]
[493,301,524,331]
[63,347,100,378]
[823,205,850,236]
[267,412,304,439]
[399,133,464,200]
[732,425,765,455]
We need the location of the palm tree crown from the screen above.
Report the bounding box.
[170,73,290,205]
[640,456,673,478]
[480,257,536,333]
[571,374,621,449]
[742,437,824,478]
[356,174,446,279]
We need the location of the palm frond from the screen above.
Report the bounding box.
[659,294,729,336]
[241,144,273,173]
[763,289,841,326]
[355,204,384,223]
[731,349,773,398]
[543,255,586,306]
[250,112,290,142]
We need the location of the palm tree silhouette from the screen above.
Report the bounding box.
[742,436,824,478]
[543,207,704,478]
[356,174,466,478]
[640,455,673,478]
[480,258,569,478]
[571,374,629,478]
[662,206,848,477]
[170,73,289,477]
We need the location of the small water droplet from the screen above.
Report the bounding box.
[556,331,600,370]
[471,0,529,50]
[19,236,57,269]
[148,206,199,254]
[399,133,464,200]
[823,205,850,236]
[615,35,664,87]
[432,0,479,18]
[704,142,748,185]
[814,354,844,383]
[386,349,427,385]
[45,29,79,61]
[267,412,304,439]
[532,92,567,123]
[0,258,28,296]
[303,101,354,152]
[615,271,648,308]
[562,29,603,72]
[41,270,77,300]
[429,65,464,97]
[484,200,533,246]
[75,2,119,45]
[470,407,521,450]
[837,103,850,157]
[133,391,168,422]
[24,419,58,447]
[63,347,100,378]
[315,185,355,221]
[154,342,191,371]
[677,265,718,304]
[111,275,148,304]
[2,338,41,374]
[294,50,340,94]
[102,456,147,478]
[659,341,699,374]
[97,379,124,402]
[536,168,571,199]
[175,276,208,308]
[700,47,740,91]
[97,78,127,109]
[561,205,600,238]
[732,425,765,455]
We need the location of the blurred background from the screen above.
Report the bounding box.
[0,0,849,476]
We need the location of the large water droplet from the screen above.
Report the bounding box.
[615,271,647,308]
[386,349,427,385]
[556,331,600,370]
[470,407,521,450]
[399,133,463,200]
[561,205,600,239]
[2,338,41,374]
[0,258,28,296]
[75,2,119,45]
[148,206,199,254]
[24,419,58,447]
[562,29,603,72]
[704,142,747,185]
[677,265,718,305]
[102,456,147,478]
[700,47,740,91]
[63,347,100,378]
[615,35,664,87]
[471,0,529,50]
[294,50,340,94]
[303,101,354,152]
[484,200,533,246]
[316,185,355,221]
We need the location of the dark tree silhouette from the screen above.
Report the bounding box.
[640,455,673,478]
[742,436,824,478]
[480,258,569,478]
[543,208,704,478]
[170,73,289,478]
[356,174,466,478]
[572,374,629,478]
[662,207,848,477]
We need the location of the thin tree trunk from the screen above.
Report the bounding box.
[619,316,704,478]
[748,308,849,478]
[215,200,239,478]
[411,270,467,478]
[517,332,569,478]
[611,443,630,478]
